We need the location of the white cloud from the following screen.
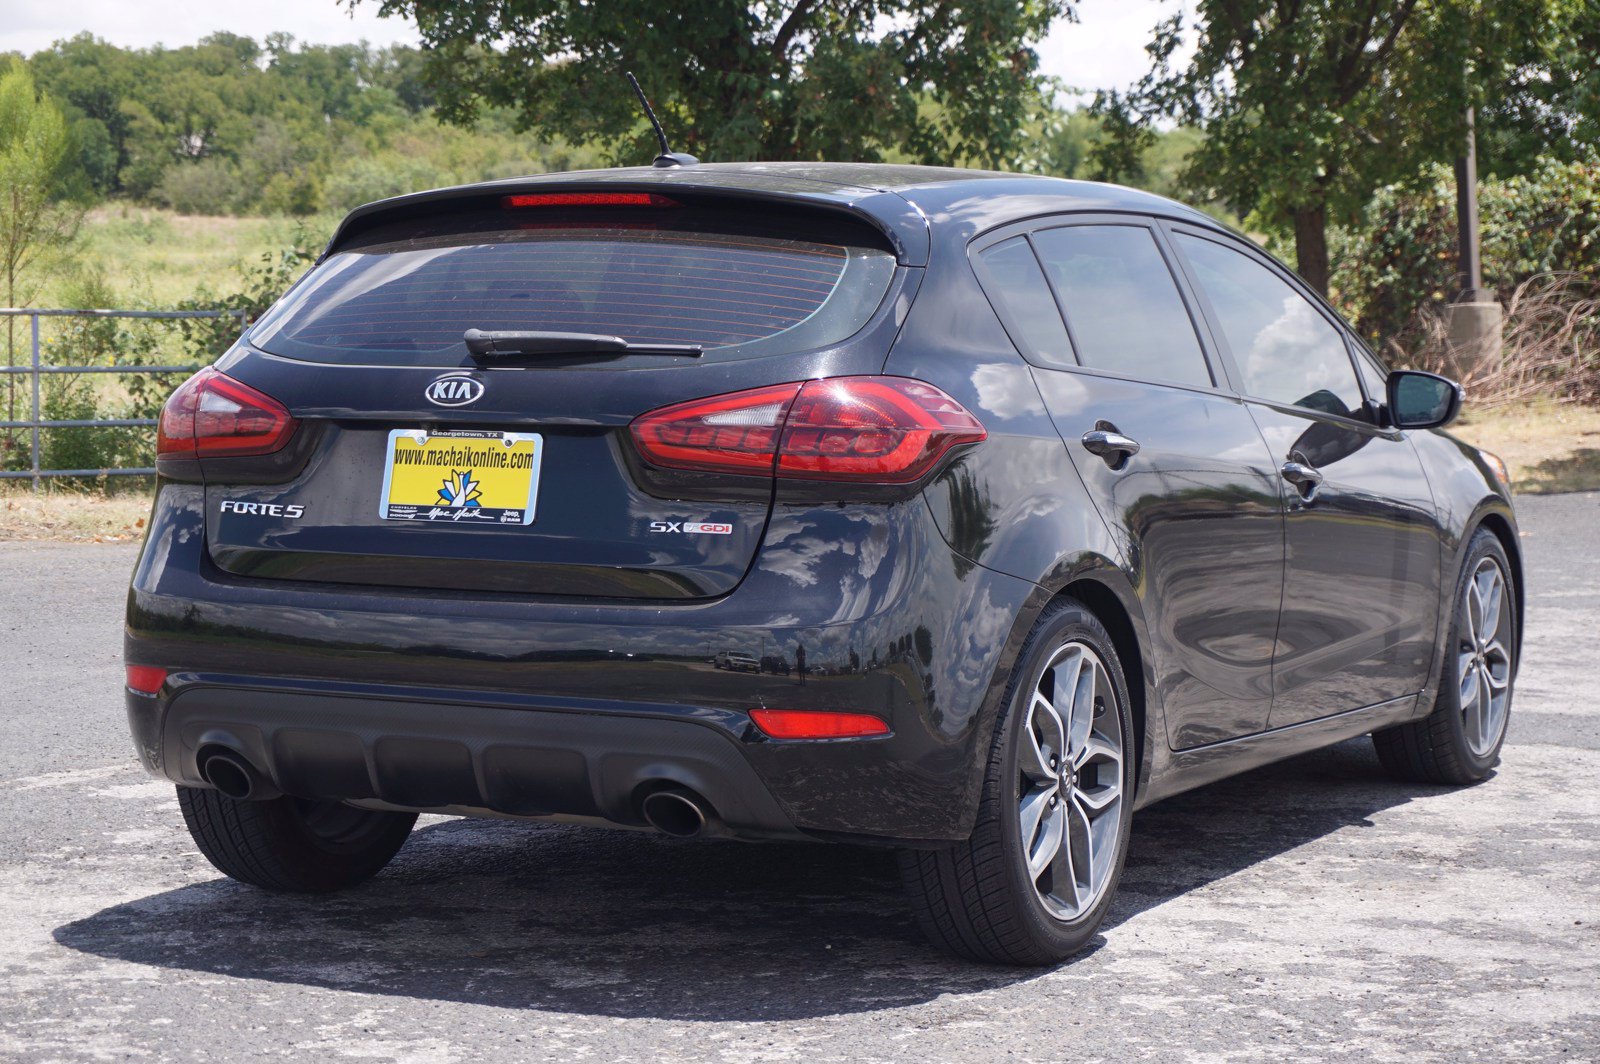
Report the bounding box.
[1037,0,1197,105]
[971,362,1044,421]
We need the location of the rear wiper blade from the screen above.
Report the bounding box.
[463,329,702,359]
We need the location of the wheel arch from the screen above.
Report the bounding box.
[1056,582,1145,796]
[958,558,1160,839]
[1408,497,1525,724]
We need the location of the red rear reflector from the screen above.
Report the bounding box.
[629,377,985,483]
[501,192,682,209]
[125,665,167,695]
[158,367,298,459]
[749,710,890,740]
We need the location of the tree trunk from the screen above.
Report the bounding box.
[1292,203,1331,297]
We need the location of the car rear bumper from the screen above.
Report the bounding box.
[127,680,805,838]
[125,482,1045,843]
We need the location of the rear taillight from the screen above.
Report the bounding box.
[629,383,803,476]
[779,378,987,482]
[157,367,298,459]
[629,377,985,483]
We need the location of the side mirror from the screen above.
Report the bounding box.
[1387,370,1462,430]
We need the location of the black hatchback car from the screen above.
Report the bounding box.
[125,164,1521,964]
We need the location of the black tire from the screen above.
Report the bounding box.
[1373,526,1517,785]
[177,786,417,893]
[899,598,1136,965]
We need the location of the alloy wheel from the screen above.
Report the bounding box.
[1016,640,1125,921]
[1459,557,1513,758]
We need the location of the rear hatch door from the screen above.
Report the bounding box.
[203,193,907,599]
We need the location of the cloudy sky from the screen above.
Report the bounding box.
[2,1,1191,100]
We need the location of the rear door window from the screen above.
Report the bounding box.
[1031,225,1213,388]
[1174,233,1364,418]
[248,209,897,366]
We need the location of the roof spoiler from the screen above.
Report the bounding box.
[319,171,931,266]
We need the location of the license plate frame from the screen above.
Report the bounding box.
[378,429,543,526]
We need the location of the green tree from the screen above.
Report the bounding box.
[1023,104,1222,214]
[1098,0,1568,295]
[26,34,139,195]
[1331,158,1600,345]
[0,62,85,442]
[1480,0,1600,174]
[24,35,563,212]
[1025,103,1099,178]
[349,0,1072,167]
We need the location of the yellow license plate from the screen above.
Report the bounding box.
[379,429,543,525]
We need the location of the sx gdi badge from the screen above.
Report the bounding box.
[425,374,484,407]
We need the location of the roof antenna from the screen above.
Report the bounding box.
[626,71,699,169]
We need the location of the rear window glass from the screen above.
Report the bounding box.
[248,210,897,365]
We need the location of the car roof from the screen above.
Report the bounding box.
[326,161,1229,267]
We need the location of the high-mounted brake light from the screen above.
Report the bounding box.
[157,367,298,460]
[501,192,682,209]
[750,709,891,740]
[629,377,986,483]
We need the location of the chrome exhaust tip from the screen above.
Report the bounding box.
[640,787,710,838]
[197,747,279,802]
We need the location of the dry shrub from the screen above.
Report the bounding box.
[1383,272,1600,409]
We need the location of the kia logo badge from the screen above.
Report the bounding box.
[425,374,484,407]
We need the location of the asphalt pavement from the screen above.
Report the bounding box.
[1,493,1596,1062]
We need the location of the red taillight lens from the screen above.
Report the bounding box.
[157,368,298,459]
[502,192,682,209]
[777,377,987,483]
[629,383,804,476]
[750,709,891,740]
[125,665,167,695]
[629,377,985,483]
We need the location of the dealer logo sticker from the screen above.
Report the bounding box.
[425,374,484,407]
[649,520,734,536]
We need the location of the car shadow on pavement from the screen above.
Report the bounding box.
[54,738,1455,1020]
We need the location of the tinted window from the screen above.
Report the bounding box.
[1175,234,1363,417]
[977,237,1073,366]
[1031,225,1211,388]
[249,211,895,366]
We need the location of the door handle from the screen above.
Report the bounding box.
[1081,428,1141,469]
[1280,460,1324,502]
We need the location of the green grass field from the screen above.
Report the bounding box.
[38,205,330,308]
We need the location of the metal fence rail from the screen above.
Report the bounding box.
[0,308,247,489]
